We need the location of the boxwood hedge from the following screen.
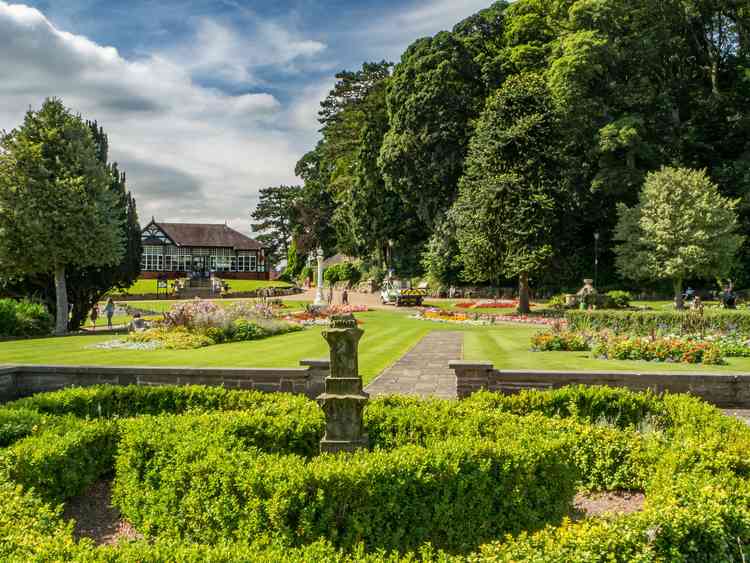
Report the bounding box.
[567,308,750,336]
[0,384,748,561]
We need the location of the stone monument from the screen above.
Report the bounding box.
[317,314,369,453]
[314,247,325,307]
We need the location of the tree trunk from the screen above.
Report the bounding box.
[518,272,531,315]
[54,265,68,335]
[674,278,684,311]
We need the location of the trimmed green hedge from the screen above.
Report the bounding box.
[6,384,318,419]
[0,417,118,503]
[0,407,45,447]
[114,435,577,553]
[1,384,750,561]
[567,308,750,335]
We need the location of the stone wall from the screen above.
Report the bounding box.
[0,360,329,403]
[449,361,750,407]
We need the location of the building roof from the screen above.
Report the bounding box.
[146,221,264,251]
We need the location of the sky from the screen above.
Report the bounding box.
[0,0,492,234]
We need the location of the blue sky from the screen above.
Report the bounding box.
[0,0,492,230]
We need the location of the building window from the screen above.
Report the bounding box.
[142,246,163,271]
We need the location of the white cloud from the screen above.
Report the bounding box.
[357,0,494,59]
[168,18,326,87]
[0,1,322,230]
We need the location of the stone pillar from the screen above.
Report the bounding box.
[314,247,325,306]
[317,314,369,453]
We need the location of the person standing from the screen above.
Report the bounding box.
[90,303,99,329]
[104,297,115,329]
[342,289,349,306]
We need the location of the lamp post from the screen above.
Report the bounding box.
[594,232,600,288]
[314,247,325,306]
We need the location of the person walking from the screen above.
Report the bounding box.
[327,285,334,306]
[342,289,349,306]
[90,303,99,330]
[104,297,115,329]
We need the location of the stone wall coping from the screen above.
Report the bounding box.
[8,364,311,376]
[493,369,750,380]
[449,361,494,369]
[299,359,331,368]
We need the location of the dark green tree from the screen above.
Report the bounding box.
[0,99,124,334]
[250,185,302,266]
[452,74,564,313]
[378,31,486,229]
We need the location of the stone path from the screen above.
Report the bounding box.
[365,331,462,399]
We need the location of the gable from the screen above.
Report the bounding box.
[141,222,173,245]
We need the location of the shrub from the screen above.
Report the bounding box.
[0,298,53,337]
[324,262,362,286]
[605,290,632,309]
[0,417,118,503]
[5,384,319,419]
[0,408,45,447]
[114,435,576,553]
[531,330,589,351]
[567,309,750,335]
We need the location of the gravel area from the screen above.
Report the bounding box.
[573,491,646,519]
[63,480,142,546]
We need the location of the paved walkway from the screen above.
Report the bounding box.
[365,331,462,399]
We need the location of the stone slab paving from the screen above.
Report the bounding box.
[365,331,462,399]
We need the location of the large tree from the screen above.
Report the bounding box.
[0,99,124,334]
[452,73,565,313]
[378,31,486,230]
[250,184,302,265]
[614,166,743,308]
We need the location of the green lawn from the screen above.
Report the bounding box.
[111,278,293,296]
[4,311,750,387]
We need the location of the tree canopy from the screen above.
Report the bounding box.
[614,166,743,307]
[251,0,750,293]
[0,99,124,333]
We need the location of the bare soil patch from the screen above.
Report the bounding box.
[573,490,645,519]
[63,480,142,546]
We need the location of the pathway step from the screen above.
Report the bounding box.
[365,331,462,399]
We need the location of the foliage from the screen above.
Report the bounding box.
[605,290,632,309]
[451,73,564,313]
[614,167,743,304]
[5,384,319,419]
[531,331,589,352]
[379,32,485,229]
[0,99,125,334]
[115,434,575,553]
[250,185,302,265]
[567,309,750,336]
[324,262,362,286]
[0,408,45,448]
[4,385,750,560]
[0,298,53,337]
[0,417,118,503]
[547,294,568,310]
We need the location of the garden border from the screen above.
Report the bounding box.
[0,360,329,402]
[450,361,750,407]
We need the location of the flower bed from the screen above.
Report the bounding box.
[416,308,563,326]
[531,331,589,352]
[455,300,532,309]
[591,333,723,364]
[531,329,739,365]
[94,299,303,350]
[283,304,369,325]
